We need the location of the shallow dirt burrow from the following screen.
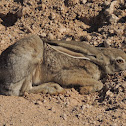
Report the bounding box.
[0,0,126,126]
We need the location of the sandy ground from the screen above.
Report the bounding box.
[0,0,126,125]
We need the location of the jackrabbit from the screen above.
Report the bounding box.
[0,34,126,96]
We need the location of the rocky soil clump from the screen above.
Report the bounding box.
[0,0,126,126]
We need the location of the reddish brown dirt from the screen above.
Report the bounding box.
[0,0,126,126]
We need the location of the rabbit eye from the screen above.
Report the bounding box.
[116,58,124,64]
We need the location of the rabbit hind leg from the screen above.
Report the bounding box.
[55,69,103,95]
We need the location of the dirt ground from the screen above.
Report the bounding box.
[0,0,126,126]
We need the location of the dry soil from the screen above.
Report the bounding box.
[0,0,126,126]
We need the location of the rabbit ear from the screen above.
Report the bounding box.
[45,40,97,57]
[45,40,105,65]
[49,44,106,68]
[48,44,90,60]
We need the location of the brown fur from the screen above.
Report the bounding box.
[0,35,126,96]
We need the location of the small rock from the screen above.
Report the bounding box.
[104,1,111,6]
[86,35,92,41]
[75,114,81,119]
[59,94,64,100]
[0,24,5,30]
[104,39,112,47]
[80,0,87,4]
[49,12,56,20]
[93,41,99,45]
[109,29,115,34]
[66,37,72,41]
[109,14,119,24]
[42,99,46,103]
[42,3,46,10]
[105,1,118,15]
[60,4,66,11]
[1,40,5,44]
[65,0,79,6]
[69,98,79,106]
[40,32,47,37]
[60,113,67,120]
[34,100,42,105]
[59,26,67,33]
[106,90,113,97]
[48,33,55,40]
[48,107,53,111]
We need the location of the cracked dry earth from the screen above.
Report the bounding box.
[0,0,126,126]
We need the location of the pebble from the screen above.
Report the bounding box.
[104,1,111,6]
[40,32,47,37]
[59,94,64,100]
[106,90,114,97]
[66,37,72,41]
[48,107,55,112]
[109,14,119,23]
[48,33,55,40]
[75,114,81,119]
[42,3,46,10]
[104,39,112,47]
[59,26,67,33]
[109,29,115,34]
[60,113,67,120]
[80,0,87,4]
[34,100,42,105]
[0,24,5,30]
[86,35,92,41]
[1,40,5,44]
[49,12,56,20]
[65,0,79,6]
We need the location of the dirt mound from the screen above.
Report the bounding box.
[0,0,126,125]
